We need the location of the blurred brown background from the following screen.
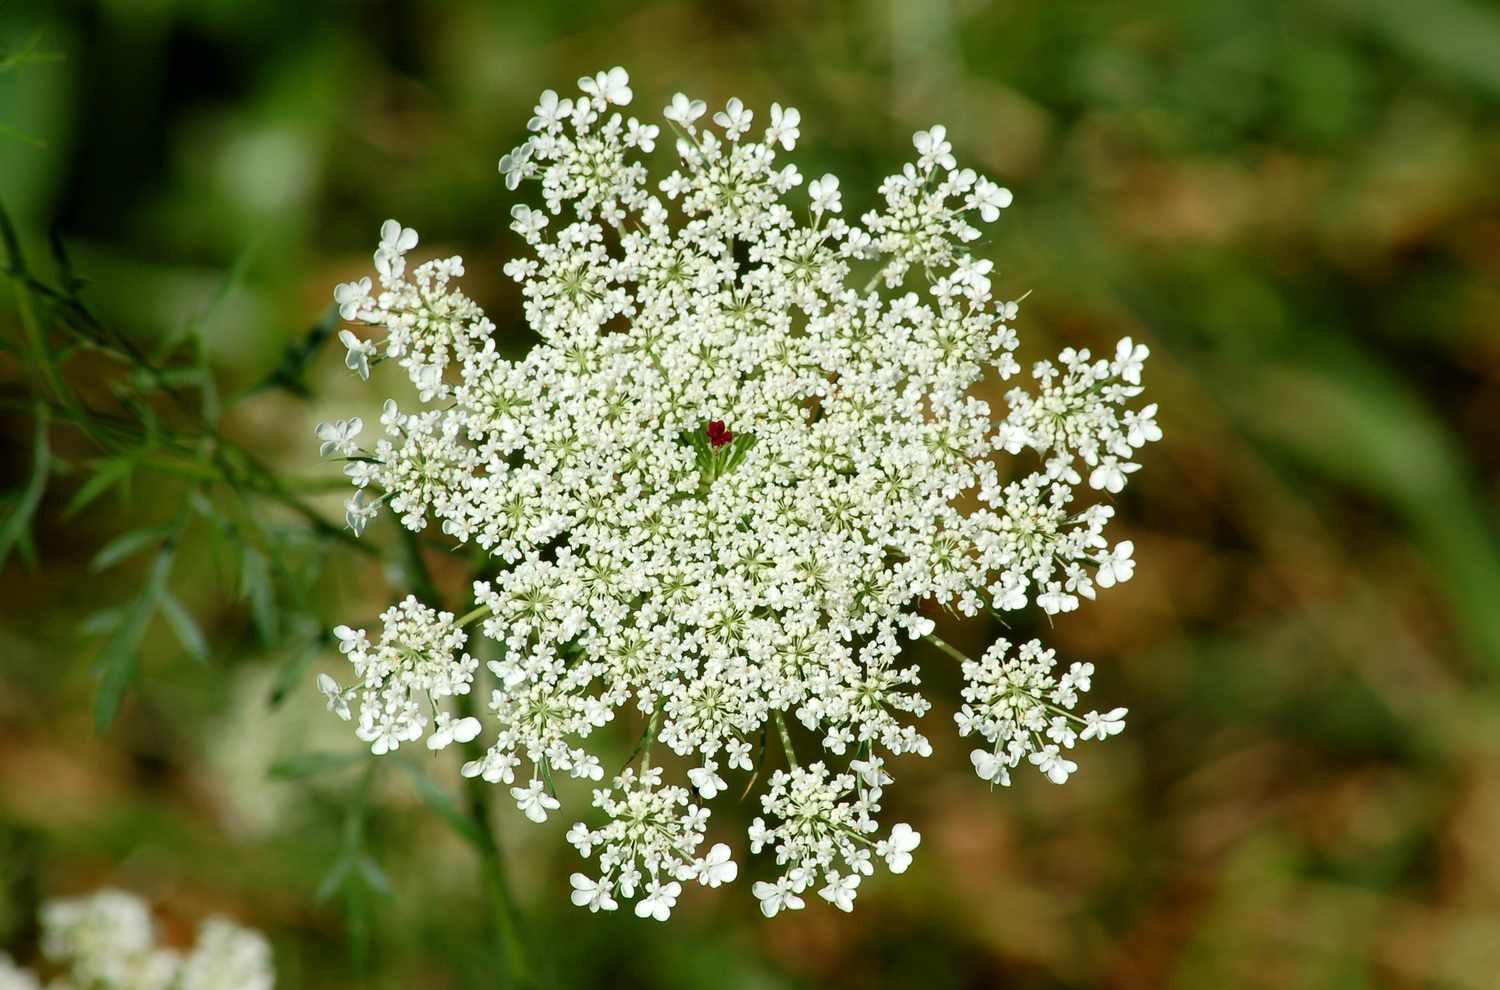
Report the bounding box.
[2,1,1500,987]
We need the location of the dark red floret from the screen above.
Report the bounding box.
[706,420,733,448]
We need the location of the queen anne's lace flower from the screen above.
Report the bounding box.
[319,66,1161,920]
[12,889,274,990]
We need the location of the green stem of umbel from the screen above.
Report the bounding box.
[774,710,799,769]
[400,528,539,988]
[457,691,538,988]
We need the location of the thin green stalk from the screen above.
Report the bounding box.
[923,633,970,664]
[457,604,492,628]
[774,711,799,769]
[639,708,662,774]
[401,527,538,987]
[458,692,539,988]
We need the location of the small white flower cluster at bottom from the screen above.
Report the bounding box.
[0,889,273,990]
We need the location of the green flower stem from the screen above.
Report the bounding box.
[923,633,970,664]
[400,527,538,987]
[774,710,799,769]
[639,708,662,774]
[458,691,539,989]
[457,604,492,628]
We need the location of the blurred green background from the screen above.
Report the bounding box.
[2,0,1499,987]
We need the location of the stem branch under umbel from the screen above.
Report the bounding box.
[400,527,540,987]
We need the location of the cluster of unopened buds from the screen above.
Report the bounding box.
[315,66,1160,920]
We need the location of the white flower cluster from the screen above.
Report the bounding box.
[320,596,478,755]
[317,67,1160,920]
[0,889,273,990]
[957,639,1127,787]
[747,761,920,917]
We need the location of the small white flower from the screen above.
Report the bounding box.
[333,276,372,320]
[571,753,604,781]
[634,879,681,921]
[344,489,377,537]
[752,878,805,918]
[462,748,519,785]
[566,822,595,856]
[498,141,534,190]
[1124,403,1162,447]
[687,761,727,800]
[569,873,618,912]
[332,624,362,654]
[818,871,860,912]
[1038,584,1079,615]
[315,417,362,457]
[316,673,350,720]
[1114,337,1150,385]
[765,102,800,150]
[725,738,753,772]
[879,823,921,874]
[427,713,482,750]
[689,842,737,887]
[337,329,375,380]
[528,89,573,132]
[913,125,956,170]
[1029,745,1078,784]
[971,748,1009,785]
[1081,707,1127,741]
[663,92,707,127]
[1095,541,1135,588]
[850,756,892,790]
[713,97,753,139]
[509,204,548,238]
[512,781,560,823]
[411,363,445,403]
[969,177,1013,222]
[378,219,418,257]
[1066,661,1095,693]
[1088,458,1139,494]
[809,173,841,213]
[579,66,632,107]
[625,117,660,152]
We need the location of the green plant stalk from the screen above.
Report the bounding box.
[923,633,970,664]
[457,691,538,988]
[399,527,537,987]
[774,710,799,769]
[12,269,100,448]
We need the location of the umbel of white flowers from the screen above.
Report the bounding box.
[0,889,274,990]
[315,66,1160,921]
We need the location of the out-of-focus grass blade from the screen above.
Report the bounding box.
[158,591,208,661]
[1319,0,1500,97]
[1240,349,1500,677]
[268,636,320,707]
[0,31,63,74]
[249,304,339,400]
[0,200,28,277]
[90,526,167,572]
[239,546,278,643]
[93,547,173,731]
[356,856,391,897]
[0,406,49,571]
[398,759,483,847]
[159,235,262,361]
[269,750,364,782]
[63,455,135,518]
[80,607,125,637]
